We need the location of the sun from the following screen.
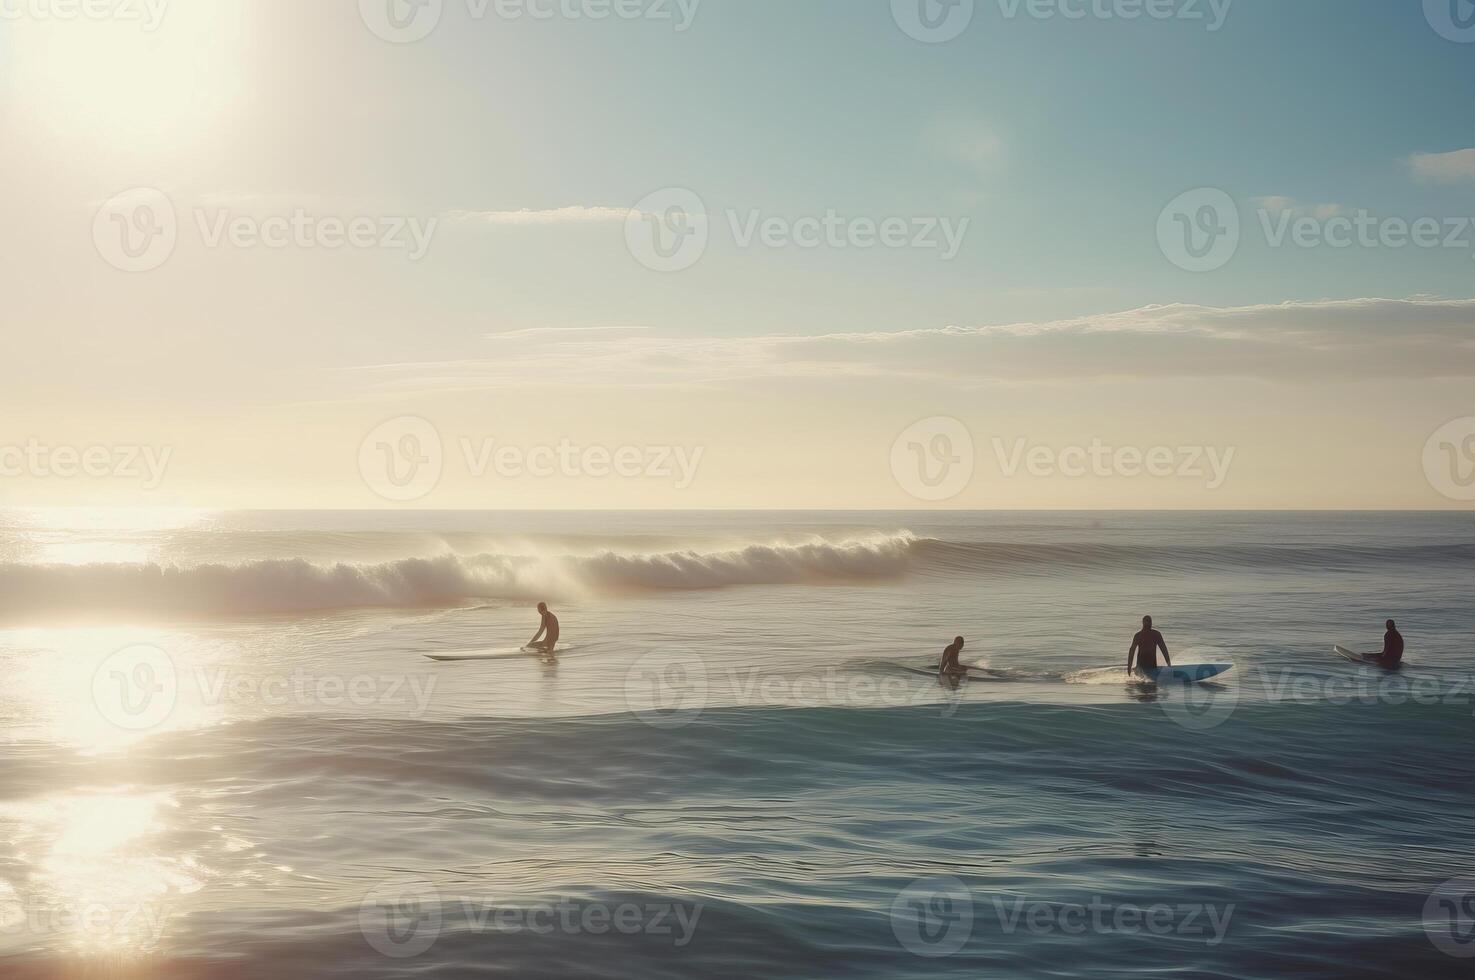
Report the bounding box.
[8,4,244,153]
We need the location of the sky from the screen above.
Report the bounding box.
[2,0,1475,509]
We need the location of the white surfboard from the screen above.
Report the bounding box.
[1334,645,1397,668]
[424,646,544,662]
[1139,663,1234,683]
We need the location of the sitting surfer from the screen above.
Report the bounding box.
[527,601,560,653]
[1374,619,1404,669]
[1126,615,1172,676]
[938,636,966,676]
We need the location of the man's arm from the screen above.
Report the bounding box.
[529,619,547,645]
[1126,638,1137,674]
[1158,635,1172,667]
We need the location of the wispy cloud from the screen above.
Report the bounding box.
[343,298,1475,394]
[1251,196,1344,219]
[445,206,630,225]
[1408,148,1475,183]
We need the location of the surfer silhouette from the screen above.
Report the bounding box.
[938,636,966,676]
[528,601,559,653]
[1126,616,1172,675]
[1375,619,1404,669]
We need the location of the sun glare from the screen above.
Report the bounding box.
[11,8,243,151]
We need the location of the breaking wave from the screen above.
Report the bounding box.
[0,532,923,618]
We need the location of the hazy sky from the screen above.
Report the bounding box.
[3,0,1475,508]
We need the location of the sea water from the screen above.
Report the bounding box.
[0,509,1472,977]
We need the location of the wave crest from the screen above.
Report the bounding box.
[0,532,923,618]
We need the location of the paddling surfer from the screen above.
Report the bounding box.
[1126,616,1172,676]
[528,601,560,653]
[939,636,966,676]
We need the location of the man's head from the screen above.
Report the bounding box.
[1386,619,1396,630]
[954,636,965,647]
[538,602,548,614]
[1142,615,1153,629]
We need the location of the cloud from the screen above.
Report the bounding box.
[1251,196,1343,219]
[445,206,630,225]
[928,116,1004,176]
[344,298,1475,393]
[1408,149,1475,183]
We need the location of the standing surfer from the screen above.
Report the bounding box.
[1126,616,1172,676]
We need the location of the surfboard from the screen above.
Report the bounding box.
[1334,645,1396,668]
[424,646,546,662]
[894,661,997,679]
[1139,663,1234,683]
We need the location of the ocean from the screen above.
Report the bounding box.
[0,509,1472,978]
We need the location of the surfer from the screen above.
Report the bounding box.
[527,602,560,653]
[1374,619,1404,669]
[938,636,966,676]
[1126,616,1172,675]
